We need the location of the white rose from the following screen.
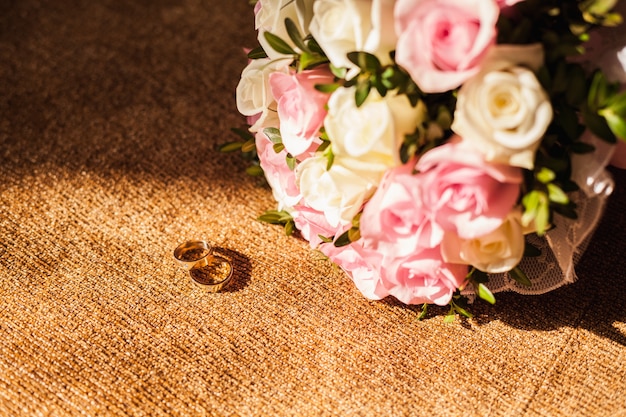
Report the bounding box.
[441,211,525,274]
[236,58,287,132]
[451,44,553,170]
[296,155,383,227]
[309,0,397,70]
[256,0,312,60]
[325,86,425,169]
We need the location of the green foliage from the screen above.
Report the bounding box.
[247,46,268,60]
[259,19,330,72]
[522,190,551,235]
[257,210,296,236]
[333,213,361,247]
[467,268,495,305]
[417,303,429,321]
[445,295,474,322]
[263,32,297,56]
[510,267,533,287]
[219,128,263,177]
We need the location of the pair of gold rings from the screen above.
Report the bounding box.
[173,240,233,292]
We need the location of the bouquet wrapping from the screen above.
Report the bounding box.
[231,0,626,315]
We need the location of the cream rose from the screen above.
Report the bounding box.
[296,155,382,228]
[325,86,425,169]
[236,58,287,132]
[255,0,312,59]
[451,44,553,170]
[440,210,525,273]
[309,0,397,70]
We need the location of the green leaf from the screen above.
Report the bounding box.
[316,139,330,153]
[306,37,326,55]
[258,212,284,224]
[263,31,297,55]
[582,0,619,17]
[453,303,474,319]
[241,139,257,153]
[443,313,456,323]
[436,106,453,131]
[417,303,428,320]
[372,76,388,98]
[247,46,268,60]
[284,220,295,236]
[318,234,334,244]
[347,227,360,243]
[355,82,371,107]
[547,183,570,205]
[600,107,626,139]
[522,190,550,235]
[557,101,584,140]
[509,266,532,287]
[314,83,340,93]
[286,154,297,171]
[263,127,283,144]
[602,12,624,26]
[219,141,243,153]
[324,146,335,171]
[347,51,381,72]
[330,64,347,79]
[273,143,285,153]
[565,64,588,106]
[334,229,353,247]
[476,283,496,305]
[536,167,556,184]
[521,190,540,226]
[583,109,617,143]
[257,210,293,225]
[535,198,550,236]
[284,17,310,53]
[245,165,265,176]
[298,52,329,71]
[588,71,606,109]
[552,60,569,94]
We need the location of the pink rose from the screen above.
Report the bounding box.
[320,241,388,301]
[416,139,523,240]
[293,204,339,248]
[394,0,499,93]
[269,66,334,158]
[360,160,443,256]
[256,131,302,211]
[381,247,468,306]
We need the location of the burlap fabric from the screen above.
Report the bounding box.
[1,1,625,416]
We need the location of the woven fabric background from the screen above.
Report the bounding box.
[1,1,625,416]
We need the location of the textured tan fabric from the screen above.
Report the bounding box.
[1,1,626,416]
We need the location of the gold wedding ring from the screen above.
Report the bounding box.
[173,240,234,292]
[174,240,214,270]
[189,255,233,292]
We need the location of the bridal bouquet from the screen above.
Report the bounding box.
[228,0,626,318]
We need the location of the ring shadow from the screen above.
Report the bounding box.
[211,246,252,293]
